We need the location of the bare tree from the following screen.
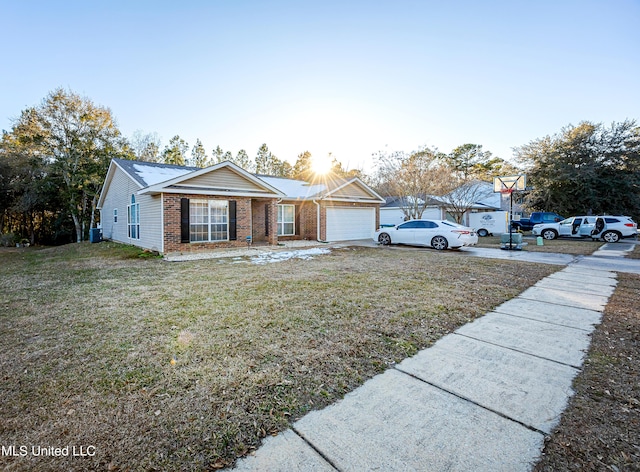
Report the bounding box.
[439,180,495,224]
[374,147,455,220]
[129,130,161,162]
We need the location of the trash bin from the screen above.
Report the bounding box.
[90,228,103,243]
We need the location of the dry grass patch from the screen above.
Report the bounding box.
[0,242,556,471]
[627,243,640,259]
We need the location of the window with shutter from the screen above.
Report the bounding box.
[188,199,229,242]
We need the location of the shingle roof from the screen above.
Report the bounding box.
[113,158,198,187]
[113,158,369,200]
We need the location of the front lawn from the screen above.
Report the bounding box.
[0,242,556,471]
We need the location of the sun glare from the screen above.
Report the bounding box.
[311,156,332,175]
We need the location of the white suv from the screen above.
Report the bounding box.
[532,216,594,240]
[532,215,637,242]
[590,216,637,242]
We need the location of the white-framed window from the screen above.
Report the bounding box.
[128,195,140,239]
[113,208,118,223]
[277,204,295,236]
[190,199,228,242]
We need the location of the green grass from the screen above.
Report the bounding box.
[0,242,557,471]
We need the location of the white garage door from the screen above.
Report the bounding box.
[325,207,376,241]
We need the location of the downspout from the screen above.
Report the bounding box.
[160,193,164,254]
[274,198,282,244]
[313,199,324,242]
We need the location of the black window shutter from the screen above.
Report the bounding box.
[180,198,190,243]
[264,204,270,236]
[295,205,301,236]
[229,200,237,240]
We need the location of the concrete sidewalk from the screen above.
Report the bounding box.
[231,245,638,471]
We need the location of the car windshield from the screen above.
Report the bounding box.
[559,218,573,225]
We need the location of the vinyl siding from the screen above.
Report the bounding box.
[330,181,376,199]
[100,165,163,251]
[177,167,266,192]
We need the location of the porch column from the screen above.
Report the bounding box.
[267,200,278,245]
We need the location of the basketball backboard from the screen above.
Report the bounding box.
[493,175,526,193]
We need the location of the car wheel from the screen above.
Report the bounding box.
[541,229,557,240]
[431,235,448,250]
[378,233,391,245]
[477,229,489,237]
[602,230,620,243]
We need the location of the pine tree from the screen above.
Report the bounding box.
[292,151,313,180]
[212,146,225,164]
[162,135,189,166]
[255,143,271,174]
[190,139,208,168]
[234,149,252,171]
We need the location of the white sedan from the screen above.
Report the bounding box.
[375,219,478,250]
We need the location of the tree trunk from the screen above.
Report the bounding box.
[28,211,36,245]
[89,194,98,230]
[72,213,82,243]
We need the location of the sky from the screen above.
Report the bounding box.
[1,0,639,173]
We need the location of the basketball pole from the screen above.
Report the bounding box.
[499,177,516,250]
[495,174,526,251]
[509,189,514,249]
[501,188,515,249]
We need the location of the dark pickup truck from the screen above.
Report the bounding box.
[511,212,564,231]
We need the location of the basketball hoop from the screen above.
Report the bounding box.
[493,174,527,251]
[494,175,526,194]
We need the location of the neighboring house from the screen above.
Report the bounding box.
[380,196,442,226]
[97,158,385,254]
[380,182,501,227]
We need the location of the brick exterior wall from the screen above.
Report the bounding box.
[162,193,380,252]
[164,193,276,253]
[277,200,318,241]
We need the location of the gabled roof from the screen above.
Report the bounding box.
[98,158,385,205]
[138,160,285,198]
[258,174,385,202]
[257,175,327,199]
[322,177,385,202]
